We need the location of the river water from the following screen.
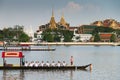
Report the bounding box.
[0,45,120,80]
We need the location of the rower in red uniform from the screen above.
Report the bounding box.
[70,56,73,65]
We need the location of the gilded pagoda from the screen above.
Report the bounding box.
[58,14,69,29]
[49,10,57,29]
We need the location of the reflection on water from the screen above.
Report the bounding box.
[70,70,73,80]
[2,70,24,80]
[23,70,87,80]
[1,69,90,80]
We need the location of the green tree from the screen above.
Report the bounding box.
[42,30,54,42]
[46,34,54,42]
[62,30,73,42]
[0,30,3,40]
[54,34,60,42]
[1,25,30,42]
[110,34,116,42]
[115,29,120,35]
[13,25,24,41]
[42,29,73,42]
[94,33,100,42]
[19,33,30,42]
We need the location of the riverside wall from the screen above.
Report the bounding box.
[19,42,120,46]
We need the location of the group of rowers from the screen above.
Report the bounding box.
[24,61,68,67]
[24,56,74,67]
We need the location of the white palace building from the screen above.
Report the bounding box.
[72,29,92,42]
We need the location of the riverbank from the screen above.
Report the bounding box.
[20,42,120,46]
[1,42,120,47]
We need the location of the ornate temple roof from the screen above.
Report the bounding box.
[91,19,120,29]
[59,14,69,29]
[99,33,113,40]
[110,21,119,29]
[49,10,57,29]
[97,21,103,26]
[60,15,66,25]
[92,21,103,26]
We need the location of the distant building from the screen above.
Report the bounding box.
[39,24,49,31]
[69,27,78,31]
[78,25,97,34]
[91,19,120,29]
[79,34,92,42]
[36,30,43,42]
[99,32,116,42]
[72,29,92,42]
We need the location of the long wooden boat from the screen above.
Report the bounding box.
[1,52,92,71]
[0,64,91,70]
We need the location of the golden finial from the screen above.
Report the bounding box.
[52,8,54,17]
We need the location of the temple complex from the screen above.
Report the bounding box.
[37,10,70,31]
[36,10,70,41]
[99,32,117,42]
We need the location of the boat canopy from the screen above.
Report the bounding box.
[2,51,23,58]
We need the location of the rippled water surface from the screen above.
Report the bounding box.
[0,45,120,80]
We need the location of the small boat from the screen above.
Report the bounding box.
[0,48,56,51]
[0,64,92,70]
[0,43,56,51]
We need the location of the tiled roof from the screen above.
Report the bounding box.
[99,33,112,39]
[81,25,97,29]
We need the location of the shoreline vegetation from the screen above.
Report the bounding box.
[19,42,120,46]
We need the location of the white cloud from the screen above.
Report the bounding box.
[58,1,100,14]
[84,4,101,12]
[67,1,81,10]
[59,1,82,13]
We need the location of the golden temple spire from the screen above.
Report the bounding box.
[49,9,57,29]
[60,13,66,24]
[60,13,68,28]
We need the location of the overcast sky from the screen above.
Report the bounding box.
[0,0,120,32]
